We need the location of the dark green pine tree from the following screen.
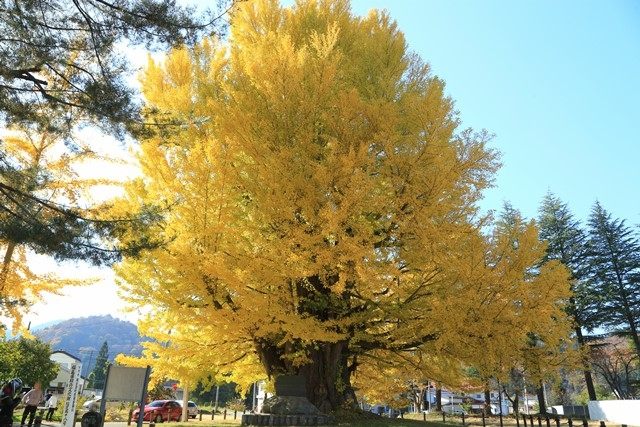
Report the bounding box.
[587,202,640,361]
[495,201,526,247]
[0,0,231,267]
[88,341,109,390]
[0,0,231,139]
[537,192,599,400]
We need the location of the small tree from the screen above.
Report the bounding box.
[191,381,239,409]
[0,337,58,385]
[501,368,525,417]
[590,336,639,399]
[147,381,176,401]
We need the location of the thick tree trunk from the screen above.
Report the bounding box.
[484,386,491,416]
[0,242,16,290]
[536,383,546,415]
[255,339,356,413]
[412,385,426,412]
[575,327,597,400]
[435,386,442,412]
[412,392,420,412]
[607,263,640,362]
[626,315,640,362]
[297,341,357,412]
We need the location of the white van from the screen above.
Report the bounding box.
[178,400,199,418]
[442,405,468,415]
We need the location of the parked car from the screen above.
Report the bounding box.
[131,400,182,423]
[82,397,122,411]
[178,401,198,418]
[82,397,102,411]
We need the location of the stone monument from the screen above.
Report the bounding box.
[241,375,332,426]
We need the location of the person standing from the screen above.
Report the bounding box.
[0,379,23,427]
[20,383,43,427]
[44,394,58,421]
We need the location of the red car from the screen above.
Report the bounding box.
[132,400,183,423]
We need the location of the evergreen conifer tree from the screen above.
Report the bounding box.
[0,0,230,138]
[537,192,599,400]
[88,341,109,390]
[587,202,640,360]
[0,0,231,268]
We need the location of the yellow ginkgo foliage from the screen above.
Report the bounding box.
[115,0,573,411]
[0,131,107,331]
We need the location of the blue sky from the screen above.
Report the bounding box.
[347,0,640,224]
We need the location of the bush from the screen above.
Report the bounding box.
[105,406,130,421]
[226,398,247,412]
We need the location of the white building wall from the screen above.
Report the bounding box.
[49,353,85,394]
[255,381,271,413]
[587,400,640,426]
[50,353,77,370]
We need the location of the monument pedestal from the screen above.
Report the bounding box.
[241,376,332,426]
[241,413,332,426]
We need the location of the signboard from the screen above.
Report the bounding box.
[99,365,150,427]
[103,366,148,401]
[61,362,82,427]
[274,375,306,397]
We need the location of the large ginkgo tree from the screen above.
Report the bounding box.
[115,0,572,411]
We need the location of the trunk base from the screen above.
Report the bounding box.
[257,341,357,412]
[261,396,320,415]
[241,413,333,426]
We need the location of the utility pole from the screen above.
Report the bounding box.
[251,382,257,412]
[523,380,530,415]
[85,350,95,379]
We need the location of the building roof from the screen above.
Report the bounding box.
[51,350,81,362]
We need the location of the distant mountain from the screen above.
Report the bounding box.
[4,319,63,339]
[31,319,65,331]
[33,315,145,377]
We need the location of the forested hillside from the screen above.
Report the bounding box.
[34,315,144,377]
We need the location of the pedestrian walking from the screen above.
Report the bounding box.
[20,383,43,427]
[45,394,58,421]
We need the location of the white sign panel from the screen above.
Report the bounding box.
[588,400,640,426]
[61,362,82,427]
[104,366,148,401]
